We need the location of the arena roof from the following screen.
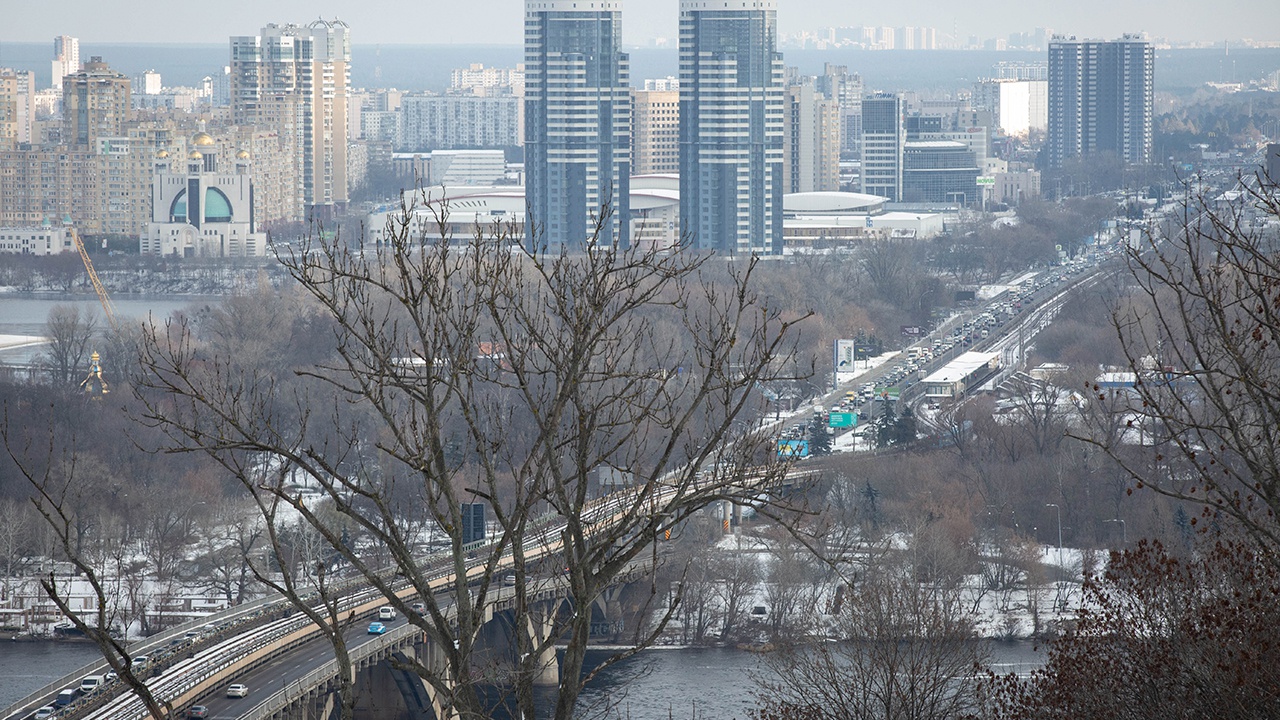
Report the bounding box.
[783,191,888,214]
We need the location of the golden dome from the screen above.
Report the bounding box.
[156,149,170,159]
[188,150,203,160]
[192,132,215,146]
[235,149,251,160]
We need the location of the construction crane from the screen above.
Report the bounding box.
[72,228,117,329]
[71,228,114,395]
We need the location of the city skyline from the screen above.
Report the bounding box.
[2,0,1278,47]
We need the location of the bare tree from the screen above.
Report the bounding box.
[130,196,810,720]
[753,559,989,720]
[713,537,763,643]
[984,539,1280,720]
[764,534,823,643]
[1,414,172,720]
[198,501,264,606]
[1080,177,1280,550]
[39,304,97,386]
[1000,372,1073,457]
[0,497,33,602]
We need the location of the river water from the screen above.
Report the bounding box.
[0,294,206,336]
[0,294,209,367]
[1,642,1044,719]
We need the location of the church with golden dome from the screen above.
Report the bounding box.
[141,132,268,257]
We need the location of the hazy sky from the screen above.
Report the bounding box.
[3,0,1278,45]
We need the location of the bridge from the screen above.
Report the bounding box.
[2,468,812,720]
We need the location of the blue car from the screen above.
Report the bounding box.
[368,622,386,635]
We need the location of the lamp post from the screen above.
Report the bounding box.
[1046,502,1063,566]
[1106,517,1127,545]
[1047,502,1064,611]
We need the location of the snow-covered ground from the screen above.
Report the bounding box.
[0,334,47,351]
[657,528,1094,645]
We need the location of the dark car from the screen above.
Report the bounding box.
[188,707,209,719]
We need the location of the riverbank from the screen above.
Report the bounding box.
[0,255,289,298]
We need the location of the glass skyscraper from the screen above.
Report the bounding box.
[679,0,784,255]
[860,93,903,201]
[524,1,631,252]
[1047,34,1153,168]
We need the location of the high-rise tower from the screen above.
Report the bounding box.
[860,93,903,201]
[1048,34,1153,168]
[679,0,785,255]
[231,20,350,219]
[632,88,679,176]
[0,68,36,149]
[783,82,840,194]
[524,0,631,252]
[61,57,130,149]
[51,36,79,92]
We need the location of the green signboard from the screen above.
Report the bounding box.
[829,412,857,428]
[875,387,901,399]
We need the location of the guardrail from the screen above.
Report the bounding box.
[237,615,419,720]
[2,593,290,720]
[4,520,538,720]
[236,557,656,720]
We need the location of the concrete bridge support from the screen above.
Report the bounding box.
[411,637,459,720]
[310,688,337,720]
[525,611,560,687]
[353,662,414,720]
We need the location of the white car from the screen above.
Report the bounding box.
[226,684,249,699]
[34,706,56,720]
[378,606,396,620]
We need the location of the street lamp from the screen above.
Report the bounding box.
[1047,502,1065,611]
[1045,502,1063,566]
[1106,518,1127,545]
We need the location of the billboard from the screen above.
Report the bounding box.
[900,325,923,337]
[777,440,810,458]
[461,502,486,544]
[835,339,857,371]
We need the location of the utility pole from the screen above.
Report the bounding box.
[1046,503,1063,564]
[1047,502,1064,611]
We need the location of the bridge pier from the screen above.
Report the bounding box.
[353,662,414,720]
[310,688,337,720]
[525,609,560,687]
[413,637,459,720]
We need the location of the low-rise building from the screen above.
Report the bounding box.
[0,225,72,255]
